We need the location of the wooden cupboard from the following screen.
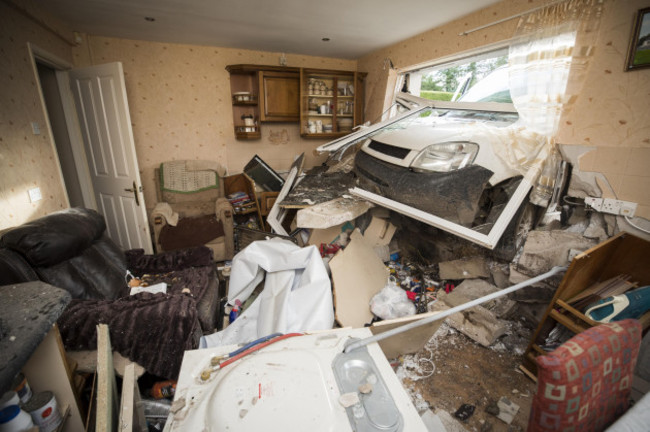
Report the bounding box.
[225,65,261,140]
[300,69,366,139]
[226,65,364,140]
[259,70,300,122]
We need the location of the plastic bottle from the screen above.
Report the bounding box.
[229,299,242,323]
[530,149,560,207]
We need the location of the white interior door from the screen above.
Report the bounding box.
[69,62,153,253]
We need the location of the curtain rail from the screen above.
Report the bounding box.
[458,0,567,36]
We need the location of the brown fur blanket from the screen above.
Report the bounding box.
[58,292,201,379]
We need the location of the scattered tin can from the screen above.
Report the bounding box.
[23,391,62,432]
[0,405,34,432]
[0,391,20,410]
[10,374,31,405]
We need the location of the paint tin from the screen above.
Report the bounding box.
[10,374,31,405]
[0,405,34,432]
[23,391,61,432]
[0,392,19,411]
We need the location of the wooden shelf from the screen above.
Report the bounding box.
[234,130,261,140]
[521,232,650,378]
[232,100,258,106]
[300,69,365,138]
[226,65,364,140]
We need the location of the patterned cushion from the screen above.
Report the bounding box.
[528,319,642,432]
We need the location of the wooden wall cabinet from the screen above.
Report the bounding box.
[259,70,300,122]
[300,69,366,139]
[225,65,261,140]
[226,65,365,140]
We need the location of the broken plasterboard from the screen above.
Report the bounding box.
[369,310,443,360]
[296,196,373,229]
[363,216,397,247]
[308,222,354,247]
[267,153,304,236]
[329,229,389,328]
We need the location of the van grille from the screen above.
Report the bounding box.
[368,140,411,159]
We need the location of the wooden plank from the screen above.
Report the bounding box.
[548,309,589,335]
[119,363,147,432]
[22,325,85,432]
[556,233,626,302]
[96,324,118,432]
[519,365,538,383]
[530,344,546,356]
[370,311,443,360]
[555,299,600,326]
[600,233,650,285]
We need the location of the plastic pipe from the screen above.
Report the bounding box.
[343,265,567,354]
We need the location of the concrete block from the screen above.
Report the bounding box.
[507,265,558,303]
[583,212,609,243]
[516,230,597,276]
[440,279,516,320]
[518,303,549,328]
[489,262,510,289]
[439,257,490,280]
[431,295,508,347]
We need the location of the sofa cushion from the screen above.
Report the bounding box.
[0,248,39,285]
[158,214,224,251]
[36,239,128,300]
[0,208,106,267]
[528,319,642,431]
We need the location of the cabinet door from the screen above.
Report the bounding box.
[259,71,300,122]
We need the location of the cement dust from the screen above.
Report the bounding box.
[395,324,536,431]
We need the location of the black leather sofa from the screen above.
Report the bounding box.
[0,208,221,379]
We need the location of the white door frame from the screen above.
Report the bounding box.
[28,42,97,210]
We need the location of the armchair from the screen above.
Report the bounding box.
[151,160,234,261]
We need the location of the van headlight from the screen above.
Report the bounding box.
[410,141,479,172]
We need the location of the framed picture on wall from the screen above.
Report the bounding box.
[626,7,650,71]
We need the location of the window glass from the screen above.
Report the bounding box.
[401,48,510,103]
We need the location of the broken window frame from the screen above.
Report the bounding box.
[316,44,535,249]
[317,103,533,249]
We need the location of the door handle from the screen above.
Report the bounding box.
[124,181,140,206]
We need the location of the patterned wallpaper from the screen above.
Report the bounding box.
[2,0,649,230]
[557,0,650,219]
[72,37,356,211]
[0,1,74,229]
[358,0,650,219]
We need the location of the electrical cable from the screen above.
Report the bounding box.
[625,216,650,235]
[218,333,303,370]
[228,333,283,358]
[562,196,585,206]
